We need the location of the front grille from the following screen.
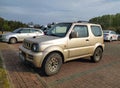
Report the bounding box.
[23,41,32,50]
[28,54,33,60]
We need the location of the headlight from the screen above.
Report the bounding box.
[2,35,6,38]
[31,43,39,52]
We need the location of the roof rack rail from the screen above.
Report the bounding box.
[77,20,89,23]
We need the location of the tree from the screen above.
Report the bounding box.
[0,17,4,30]
[34,24,41,29]
[0,17,28,31]
[89,13,120,33]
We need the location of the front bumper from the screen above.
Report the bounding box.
[19,45,44,68]
[2,38,9,42]
[104,36,110,41]
[1,35,9,42]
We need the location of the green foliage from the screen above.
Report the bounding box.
[1,13,120,33]
[0,57,10,88]
[89,13,120,33]
[0,18,4,29]
[0,17,28,32]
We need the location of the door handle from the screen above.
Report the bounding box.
[86,39,89,41]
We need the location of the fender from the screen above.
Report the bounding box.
[40,45,68,65]
[8,34,18,40]
[93,43,104,54]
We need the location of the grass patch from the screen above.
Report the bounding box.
[0,56,10,88]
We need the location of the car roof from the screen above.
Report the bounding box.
[57,22,100,26]
[19,27,42,30]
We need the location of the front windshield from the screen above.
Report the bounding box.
[47,23,72,37]
[103,30,110,33]
[12,28,21,33]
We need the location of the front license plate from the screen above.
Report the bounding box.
[19,53,26,62]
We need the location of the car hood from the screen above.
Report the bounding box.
[24,35,67,51]
[25,35,61,44]
[2,32,16,36]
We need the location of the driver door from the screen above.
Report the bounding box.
[67,25,92,59]
[17,28,30,41]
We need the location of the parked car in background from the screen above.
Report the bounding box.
[103,30,118,42]
[0,34,2,41]
[1,28,44,44]
[117,34,120,41]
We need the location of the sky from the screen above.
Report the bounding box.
[0,0,120,25]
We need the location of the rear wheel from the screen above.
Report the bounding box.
[42,52,62,76]
[91,47,103,62]
[118,37,120,41]
[9,37,17,44]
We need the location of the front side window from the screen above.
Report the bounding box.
[47,23,72,37]
[30,29,35,33]
[13,28,30,33]
[91,26,102,36]
[30,29,42,33]
[73,25,88,38]
[111,31,116,34]
[12,28,21,33]
[20,29,30,33]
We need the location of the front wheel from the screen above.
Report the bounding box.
[42,52,62,76]
[91,47,103,63]
[9,37,17,44]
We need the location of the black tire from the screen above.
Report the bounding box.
[109,37,112,42]
[42,52,62,76]
[9,37,17,44]
[91,47,103,63]
[118,37,120,41]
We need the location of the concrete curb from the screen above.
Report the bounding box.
[0,50,14,88]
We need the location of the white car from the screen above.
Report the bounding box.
[118,34,120,41]
[1,28,44,44]
[103,30,118,42]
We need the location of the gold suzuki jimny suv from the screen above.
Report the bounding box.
[19,21,104,76]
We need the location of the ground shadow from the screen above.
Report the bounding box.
[65,57,92,63]
[34,57,94,77]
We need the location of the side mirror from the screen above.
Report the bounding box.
[70,31,78,38]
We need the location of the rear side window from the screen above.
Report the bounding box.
[30,29,42,33]
[91,26,102,36]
